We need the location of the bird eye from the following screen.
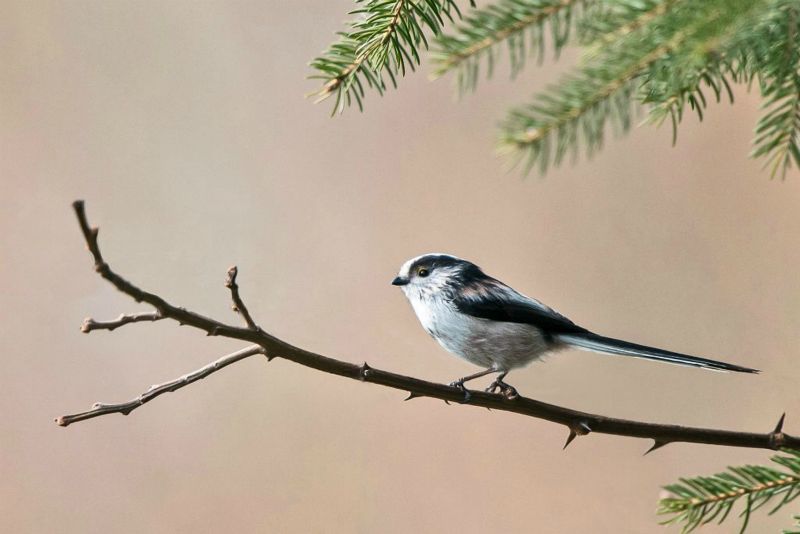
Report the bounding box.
[418,268,430,277]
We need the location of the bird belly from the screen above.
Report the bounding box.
[412,299,551,370]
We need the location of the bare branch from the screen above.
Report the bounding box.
[225,266,259,330]
[71,201,269,343]
[56,345,265,427]
[81,311,163,333]
[60,201,800,453]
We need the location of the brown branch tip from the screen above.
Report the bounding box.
[224,266,259,331]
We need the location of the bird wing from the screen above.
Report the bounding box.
[452,278,588,335]
[451,276,759,374]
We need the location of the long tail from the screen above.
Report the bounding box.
[556,332,759,373]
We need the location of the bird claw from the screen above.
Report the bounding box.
[448,380,472,403]
[485,379,519,399]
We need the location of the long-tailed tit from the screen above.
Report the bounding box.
[392,253,758,398]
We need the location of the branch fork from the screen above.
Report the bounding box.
[58,201,799,455]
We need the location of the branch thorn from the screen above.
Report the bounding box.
[404,391,421,401]
[563,430,578,450]
[644,440,670,455]
[564,421,591,449]
[770,413,788,448]
[359,362,371,381]
[773,413,786,434]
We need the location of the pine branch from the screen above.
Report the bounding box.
[312,0,800,177]
[577,0,675,47]
[785,514,800,534]
[309,0,468,113]
[497,42,668,175]
[658,448,800,533]
[749,0,800,179]
[431,0,586,95]
[643,57,742,143]
[640,0,767,142]
[497,0,771,175]
[495,0,699,174]
[489,0,799,176]
[752,71,800,179]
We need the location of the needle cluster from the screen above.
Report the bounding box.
[659,448,800,533]
[311,0,800,177]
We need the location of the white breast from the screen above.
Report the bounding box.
[406,293,552,371]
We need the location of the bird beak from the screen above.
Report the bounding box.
[391,276,409,286]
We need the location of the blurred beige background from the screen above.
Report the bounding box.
[2,1,799,533]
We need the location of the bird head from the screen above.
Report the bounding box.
[392,253,483,298]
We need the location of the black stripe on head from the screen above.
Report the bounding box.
[408,254,486,282]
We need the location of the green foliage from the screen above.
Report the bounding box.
[311,0,800,177]
[576,0,673,46]
[430,0,588,95]
[749,0,800,178]
[645,0,800,178]
[497,43,645,175]
[309,0,470,114]
[495,0,702,174]
[658,449,800,533]
[499,0,771,175]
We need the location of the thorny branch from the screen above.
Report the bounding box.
[58,201,800,454]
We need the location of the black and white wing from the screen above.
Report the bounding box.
[452,276,758,373]
[451,277,588,335]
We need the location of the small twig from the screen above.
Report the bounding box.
[56,345,265,427]
[81,311,163,333]
[225,266,259,331]
[59,201,800,453]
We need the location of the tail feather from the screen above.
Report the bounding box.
[556,332,759,373]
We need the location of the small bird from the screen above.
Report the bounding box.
[392,253,758,399]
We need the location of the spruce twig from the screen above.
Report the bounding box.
[659,449,800,533]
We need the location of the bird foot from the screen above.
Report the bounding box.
[485,379,519,399]
[447,379,472,403]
